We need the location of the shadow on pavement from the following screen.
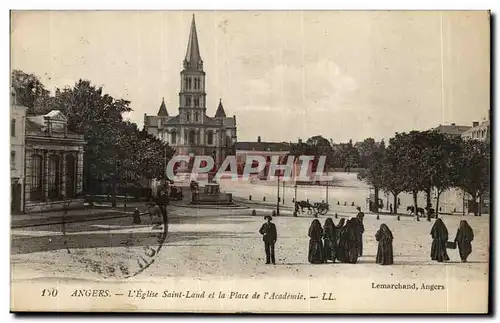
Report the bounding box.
[11,230,244,255]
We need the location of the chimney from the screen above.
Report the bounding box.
[451,123,456,126]
[473,121,479,127]
[257,136,261,143]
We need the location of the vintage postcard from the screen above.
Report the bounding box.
[10,10,490,313]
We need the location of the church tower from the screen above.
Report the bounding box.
[179,15,206,125]
[143,14,237,169]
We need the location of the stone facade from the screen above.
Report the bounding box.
[144,15,237,166]
[10,89,28,213]
[24,110,86,213]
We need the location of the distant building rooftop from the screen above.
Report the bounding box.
[235,141,291,152]
[432,123,471,136]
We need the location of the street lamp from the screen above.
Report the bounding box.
[276,175,280,216]
[282,180,285,205]
[325,179,329,205]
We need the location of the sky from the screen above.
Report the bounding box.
[11,10,490,143]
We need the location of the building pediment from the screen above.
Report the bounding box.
[44,110,68,123]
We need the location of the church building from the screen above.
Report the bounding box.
[144,15,237,166]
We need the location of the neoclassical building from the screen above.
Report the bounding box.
[24,110,86,213]
[144,15,237,166]
[10,89,28,213]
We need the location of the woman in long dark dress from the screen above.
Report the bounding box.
[308,219,325,264]
[430,218,450,262]
[454,220,474,263]
[375,224,394,265]
[323,218,337,263]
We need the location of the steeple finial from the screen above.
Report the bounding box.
[184,14,202,70]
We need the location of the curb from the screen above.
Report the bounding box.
[11,211,148,229]
[169,202,250,210]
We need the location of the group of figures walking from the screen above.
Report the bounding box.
[431,218,475,263]
[307,208,394,266]
[259,207,475,266]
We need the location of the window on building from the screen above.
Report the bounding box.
[11,119,15,137]
[186,96,191,107]
[11,151,15,169]
[65,154,76,198]
[188,78,192,89]
[31,155,43,201]
[195,112,199,122]
[194,97,199,107]
[186,112,191,122]
[171,131,177,144]
[207,131,213,145]
[185,78,189,90]
[48,155,61,199]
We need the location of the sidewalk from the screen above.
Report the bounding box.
[11,207,136,229]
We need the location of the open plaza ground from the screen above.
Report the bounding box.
[11,201,489,282]
[10,174,489,312]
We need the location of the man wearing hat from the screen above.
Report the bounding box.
[259,215,278,265]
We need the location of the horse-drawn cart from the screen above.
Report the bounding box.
[312,202,330,216]
[295,200,330,217]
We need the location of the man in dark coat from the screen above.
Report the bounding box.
[430,218,450,262]
[375,224,394,265]
[454,220,474,263]
[259,215,277,265]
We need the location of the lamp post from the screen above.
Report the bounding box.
[294,184,298,203]
[325,180,329,205]
[276,175,280,216]
[282,180,285,205]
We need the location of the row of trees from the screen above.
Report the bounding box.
[12,70,174,203]
[359,131,490,217]
[290,135,385,170]
[290,131,490,217]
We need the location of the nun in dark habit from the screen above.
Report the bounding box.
[323,218,337,263]
[335,218,347,262]
[308,219,325,264]
[375,224,394,265]
[430,218,450,262]
[339,218,359,264]
[454,220,474,263]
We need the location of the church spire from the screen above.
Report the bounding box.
[215,98,227,118]
[157,97,169,116]
[183,14,202,70]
